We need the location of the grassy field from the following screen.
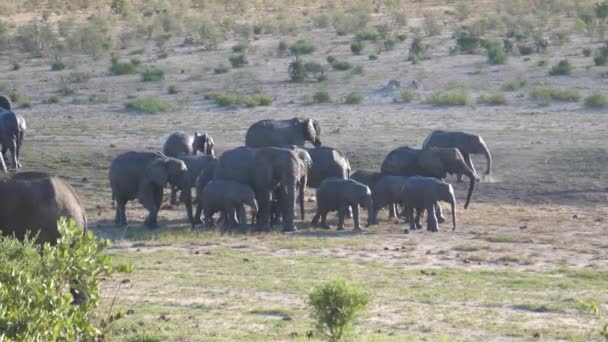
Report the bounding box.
[2,0,608,340]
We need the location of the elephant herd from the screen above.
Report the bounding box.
[0,92,493,244]
[108,116,492,234]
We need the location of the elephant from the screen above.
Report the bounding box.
[370,175,410,223]
[170,155,216,205]
[0,172,87,245]
[163,132,215,158]
[311,177,373,231]
[214,146,306,232]
[0,107,26,171]
[196,179,258,229]
[381,146,477,209]
[423,130,491,182]
[351,170,383,189]
[245,117,322,148]
[305,146,351,188]
[109,151,193,228]
[0,94,11,111]
[402,176,456,232]
[282,146,311,221]
[193,160,221,225]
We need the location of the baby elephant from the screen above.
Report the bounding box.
[197,180,258,229]
[402,176,456,232]
[371,175,409,224]
[312,177,373,231]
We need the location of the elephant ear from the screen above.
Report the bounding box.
[418,148,446,178]
[0,95,11,111]
[145,159,169,187]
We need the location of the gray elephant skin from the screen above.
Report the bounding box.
[245,117,322,148]
[214,146,307,232]
[163,132,215,158]
[0,101,26,172]
[371,175,410,223]
[351,170,383,189]
[0,172,87,245]
[197,179,258,229]
[110,151,193,228]
[423,130,491,181]
[305,146,350,188]
[284,146,311,220]
[312,177,373,231]
[0,94,11,111]
[170,155,216,205]
[402,176,456,232]
[381,147,477,209]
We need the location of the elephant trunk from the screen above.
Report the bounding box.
[481,141,492,176]
[463,168,476,209]
[449,193,456,231]
[299,178,306,220]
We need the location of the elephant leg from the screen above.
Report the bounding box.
[170,185,178,205]
[115,199,127,226]
[237,204,247,226]
[426,202,439,232]
[415,208,423,229]
[203,209,215,229]
[8,138,17,170]
[194,198,203,225]
[312,210,321,227]
[337,205,347,230]
[346,205,353,219]
[388,203,396,220]
[0,149,6,172]
[256,190,271,231]
[321,211,330,229]
[352,204,361,231]
[405,206,415,231]
[435,202,445,223]
[16,131,23,168]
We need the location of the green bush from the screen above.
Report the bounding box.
[477,92,507,105]
[0,218,126,340]
[313,90,331,104]
[428,89,469,106]
[594,43,608,66]
[351,65,364,75]
[537,58,548,67]
[345,92,363,104]
[408,36,428,63]
[308,277,369,342]
[288,61,306,82]
[277,40,288,56]
[214,65,229,74]
[502,79,526,91]
[549,59,572,76]
[368,54,378,60]
[125,97,171,112]
[396,33,408,42]
[400,89,415,103]
[383,38,396,51]
[350,41,363,55]
[206,92,271,107]
[50,60,66,71]
[140,67,165,82]
[330,60,353,71]
[530,87,580,104]
[583,48,593,57]
[355,31,379,42]
[232,43,248,53]
[585,92,608,108]
[289,40,315,57]
[455,29,480,53]
[9,90,32,109]
[229,54,248,68]
[485,40,508,65]
[167,85,179,94]
[109,57,139,76]
[257,96,272,106]
[47,95,61,104]
[518,45,534,55]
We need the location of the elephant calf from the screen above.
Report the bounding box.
[170,155,216,205]
[312,177,373,231]
[0,172,87,245]
[402,176,456,232]
[196,179,258,229]
[110,152,193,228]
[371,175,409,223]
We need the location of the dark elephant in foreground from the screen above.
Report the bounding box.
[402,176,456,232]
[423,130,491,182]
[245,117,322,147]
[381,146,477,209]
[170,155,216,205]
[312,177,373,231]
[0,104,26,171]
[370,175,410,223]
[0,172,87,245]
[163,131,215,158]
[110,151,193,228]
[197,179,258,229]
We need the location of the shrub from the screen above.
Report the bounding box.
[583,48,593,57]
[330,60,353,71]
[477,92,507,105]
[368,54,378,60]
[16,19,56,57]
[125,97,171,112]
[585,92,608,108]
[257,96,272,106]
[428,89,469,106]
[518,45,534,55]
[289,40,315,58]
[396,33,408,42]
[345,92,363,104]
[50,60,66,71]
[549,59,572,76]
[455,29,480,53]
[351,65,364,75]
[214,65,229,74]
[423,13,441,36]
[383,38,396,51]
[232,43,248,53]
[140,67,165,82]
[206,93,271,107]
[313,91,331,104]
[167,85,179,94]
[47,95,61,104]
[229,54,248,68]
[530,87,580,104]
[537,58,548,67]
[355,31,379,42]
[594,43,608,66]
[109,57,139,76]
[400,89,415,103]
[197,20,223,50]
[502,79,526,91]
[288,61,306,82]
[332,11,370,36]
[327,56,336,64]
[309,277,369,342]
[485,40,507,65]
[408,36,428,63]
[350,41,363,55]
[277,40,288,56]
[208,92,237,107]
[0,219,126,340]
[66,16,112,58]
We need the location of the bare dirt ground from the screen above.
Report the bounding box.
[2,0,608,340]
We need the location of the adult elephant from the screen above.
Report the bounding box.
[163,132,215,158]
[0,106,26,171]
[0,94,11,111]
[402,176,456,232]
[351,170,383,190]
[381,147,477,209]
[110,152,193,228]
[0,172,87,245]
[305,146,350,188]
[245,117,322,148]
[422,130,491,182]
[214,146,307,232]
[170,155,216,205]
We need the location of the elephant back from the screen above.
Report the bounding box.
[179,155,216,183]
[351,170,382,189]
[214,146,256,185]
[381,147,421,176]
[163,132,193,157]
[306,146,351,188]
[245,118,306,147]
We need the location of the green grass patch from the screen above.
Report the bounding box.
[584,92,608,109]
[479,234,534,244]
[530,87,580,104]
[205,92,272,107]
[502,79,526,91]
[344,92,363,104]
[140,67,165,82]
[477,92,507,105]
[549,59,572,76]
[125,97,171,113]
[427,89,469,106]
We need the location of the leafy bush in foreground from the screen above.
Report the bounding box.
[309,277,369,342]
[0,218,126,340]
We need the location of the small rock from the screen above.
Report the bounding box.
[463,258,471,264]
[109,144,116,148]
[533,332,541,338]
[572,214,579,219]
[158,314,170,321]
[121,279,131,284]
[136,248,141,252]
[81,177,88,182]
[384,247,389,251]
[519,225,527,229]
[194,250,200,255]
[243,258,249,262]
[306,330,314,338]
[126,309,135,315]
[289,332,299,337]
